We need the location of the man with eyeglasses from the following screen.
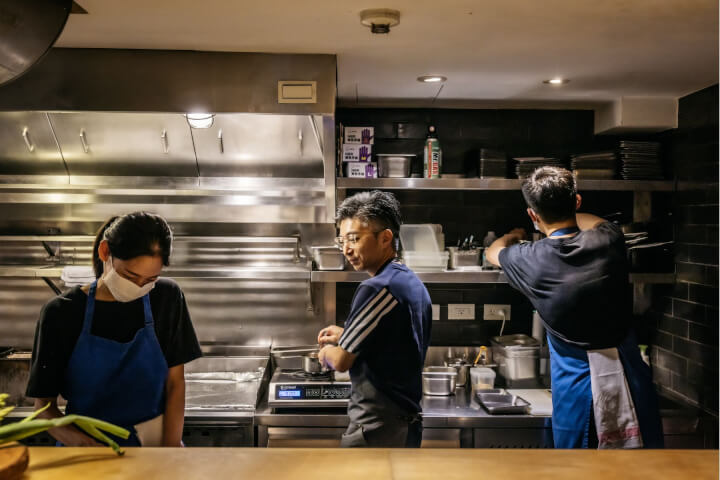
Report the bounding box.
[317,190,432,448]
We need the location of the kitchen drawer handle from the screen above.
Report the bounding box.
[79,129,89,153]
[161,129,169,154]
[218,129,224,153]
[22,127,35,153]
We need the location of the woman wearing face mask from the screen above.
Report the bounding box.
[25,212,202,447]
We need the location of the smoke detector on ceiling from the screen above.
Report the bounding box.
[360,9,400,34]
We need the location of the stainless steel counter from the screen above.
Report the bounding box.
[254,387,550,429]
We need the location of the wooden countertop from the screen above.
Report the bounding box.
[23,447,718,480]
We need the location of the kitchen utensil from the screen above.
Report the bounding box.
[311,246,346,271]
[447,247,481,269]
[302,351,324,374]
[444,358,470,388]
[491,335,540,385]
[476,392,530,414]
[377,154,414,178]
[422,367,457,396]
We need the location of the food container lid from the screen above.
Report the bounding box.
[491,334,540,348]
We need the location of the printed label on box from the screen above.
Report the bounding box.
[344,127,374,144]
[342,144,372,162]
[345,162,377,178]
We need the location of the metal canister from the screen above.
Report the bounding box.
[444,358,470,388]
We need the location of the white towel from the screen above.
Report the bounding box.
[60,266,96,286]
[587,347,643,449]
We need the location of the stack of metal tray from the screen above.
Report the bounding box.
[476,391,530,414]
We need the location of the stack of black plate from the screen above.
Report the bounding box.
[479,148,507,178]
[570,151,617,179]
[513,157,565,179]
[620,141,663,180]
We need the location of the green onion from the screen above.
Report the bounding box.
[0,396,130,456]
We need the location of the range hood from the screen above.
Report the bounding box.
[0,49,337,223]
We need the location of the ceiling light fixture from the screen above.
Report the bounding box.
[360,9,401,34]
[543,78,570,85]
[417,75,447,83]
[186,113,215,128]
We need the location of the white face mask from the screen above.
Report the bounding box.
[533,221,541,232]
[101,256,156,302]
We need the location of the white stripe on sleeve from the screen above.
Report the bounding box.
[346,299,399,353]
[340,292,394,348]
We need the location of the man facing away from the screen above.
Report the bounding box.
[486,166,663,449]
[317,190,432,447]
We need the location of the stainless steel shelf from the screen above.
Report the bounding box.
[312,270,675,284]
[336,178,675,191]
[0,265,311,280]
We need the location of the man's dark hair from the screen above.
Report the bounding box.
[521,167,577,224]
[335,190,402,251]
[92,211,173,278]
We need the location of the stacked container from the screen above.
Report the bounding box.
[399,224,448,271]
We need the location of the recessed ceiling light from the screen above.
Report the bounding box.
[543,78,570,85]
[417,75,447,83]
[186,113,215,128]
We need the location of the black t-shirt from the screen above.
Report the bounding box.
[26,278,202,398]
[499,221,631,349]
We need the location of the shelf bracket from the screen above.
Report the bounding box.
[41,277,62,296]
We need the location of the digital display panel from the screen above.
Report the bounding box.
[278,390,301,398]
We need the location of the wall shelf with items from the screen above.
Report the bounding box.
[336,178,675,192]
[311,270,675,285]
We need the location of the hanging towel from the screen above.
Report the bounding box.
[61,266,96,287]
[587,347,643,449]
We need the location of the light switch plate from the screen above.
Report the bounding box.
[432,304,440,321]
[483,304,511,321]
[448,304,475,320]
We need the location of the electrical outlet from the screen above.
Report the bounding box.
[483,304,511,321]
[432,304,440,321]
[448,304,475,320]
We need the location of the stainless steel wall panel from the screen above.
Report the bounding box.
[192,114,324,178]
[0,112,68,179]
[48,112,199,178]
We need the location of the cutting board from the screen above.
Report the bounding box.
[506,389,553,416]
[0,444,29,480]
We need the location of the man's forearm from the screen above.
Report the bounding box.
[321,345,356,372]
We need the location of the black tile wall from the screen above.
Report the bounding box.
[649,84,719,415]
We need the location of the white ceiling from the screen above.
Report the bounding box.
[56,0,719,108]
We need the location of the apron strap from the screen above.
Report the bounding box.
[82,281,98,335]
[142,294,153,326]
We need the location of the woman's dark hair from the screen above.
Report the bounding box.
[92,212,173,278]
[335,190,402,251]
[521,166,577,224]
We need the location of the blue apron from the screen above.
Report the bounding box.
[60,281,168,446]
[548,331,664,448]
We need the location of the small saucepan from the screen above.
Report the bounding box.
[303,351,324,374]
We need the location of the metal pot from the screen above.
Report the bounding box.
[302,352,323,374]
[444,358,470,388]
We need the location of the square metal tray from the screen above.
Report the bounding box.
[476,392,530,414]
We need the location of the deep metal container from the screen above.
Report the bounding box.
[422,367,457,396]
[311,246,346,271]
[377,154,414,178]
[491,334,540,383]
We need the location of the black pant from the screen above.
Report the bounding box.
[341,419,423,448]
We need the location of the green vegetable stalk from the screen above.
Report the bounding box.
[0,393,129,455]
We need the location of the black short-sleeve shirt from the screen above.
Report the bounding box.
[26,278,202,398]
[498,222,631,349]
